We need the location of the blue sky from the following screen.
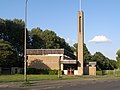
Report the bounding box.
[0,0,120,60]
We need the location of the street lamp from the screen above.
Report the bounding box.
[24,0,28,81]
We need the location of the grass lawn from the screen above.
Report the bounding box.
[0,74,61,82]
[0,74,120,83]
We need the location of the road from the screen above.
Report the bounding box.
[56,80,120,90]
[0,79,120,90]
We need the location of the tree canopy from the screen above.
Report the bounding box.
[116,49,120,68]
[0,18,25,55]
[91,52,118,70]
[72,43,92,62]
[0,40,18,67]
[29,28,73,53]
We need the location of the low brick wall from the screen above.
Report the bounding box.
[89,67,96,76]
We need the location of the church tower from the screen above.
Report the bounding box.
[78,11,84,75]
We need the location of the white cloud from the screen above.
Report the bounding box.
[89,35,112,43]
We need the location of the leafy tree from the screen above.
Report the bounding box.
[116,49,120,68]
[83,44,92,62]
[29,28,73,53]
[91,52,118,70]
[0,18,26,55]
[42,30,58,49]
[72,43,92,62]
[29,28,45,49]
[0,40,18,67]
[109,59,118,70]
[91,52,106,70]
[0,18,31,67]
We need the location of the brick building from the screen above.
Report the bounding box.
[27,49,96,75]
[27,49,78,75]
[26,11,96,75]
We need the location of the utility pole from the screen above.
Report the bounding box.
[24,0,28,81]
[58,56,61,78]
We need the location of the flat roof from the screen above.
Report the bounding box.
[61,60,77,64]
[27,49,76,60]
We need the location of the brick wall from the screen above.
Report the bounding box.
[27,55,60,70]
[89,67,96,76]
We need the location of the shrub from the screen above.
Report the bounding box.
[27,68,58,75]
[48,70,58,75]
[27,68,39,74]
[96,71,102,75]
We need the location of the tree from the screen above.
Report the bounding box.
[0,18,27,56]
[29,28,73,53]
[0,18,31,67]
[0,40,18,67]
[116,49,120,68]
[91,52,118,70]
[41,30,58,49]
[83,44,92,62]
[29,28,45,49]
[91,52,106,70]
[72,43,92,62]
[109,59,118,70]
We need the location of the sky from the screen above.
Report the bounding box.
[0,0,120,60]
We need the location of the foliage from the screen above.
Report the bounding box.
[0,18,26,54]
[109,60,118,70]
[116,49,120,68]
[91,52,118,70]
[83,44,92,62]
[97,70,120,76]
[29,28,45,49]
[0,18,27,67]
[72,43,92,62]
[48,70,58,75]
[0,40,18,67]
[96,71,102,75]
[27,68,58,75]
[29,28,73,53]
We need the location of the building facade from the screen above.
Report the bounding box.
[27,49,96,75]
[26,11,96,75]
[27,49,79,75]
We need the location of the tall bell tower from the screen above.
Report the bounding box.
[78,10,84,75]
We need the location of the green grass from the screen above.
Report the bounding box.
[106,70,120,76]
[27,75,59,81]
[0,74,58,82]
[0,74,120,83]
[0,74,24,82]
[96,71,103,75]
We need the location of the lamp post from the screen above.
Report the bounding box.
[24,0,28,81]
[58,56,61,78]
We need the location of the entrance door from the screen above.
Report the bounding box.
[67,67,74,75]
[64,64,77,75]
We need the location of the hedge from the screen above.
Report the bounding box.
[27,68,58,75]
